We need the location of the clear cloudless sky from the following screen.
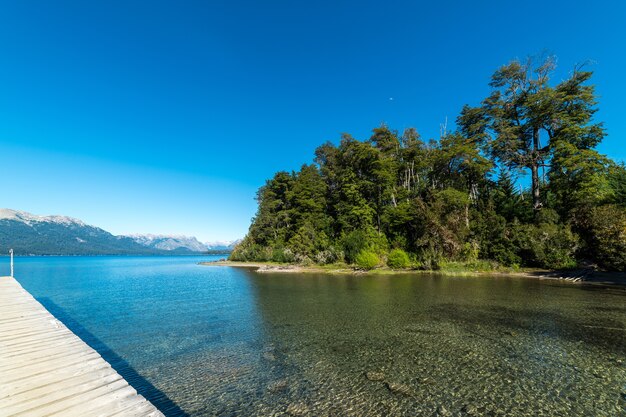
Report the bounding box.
[1,0,625,241]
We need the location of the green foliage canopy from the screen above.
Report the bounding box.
[231,56,623,271]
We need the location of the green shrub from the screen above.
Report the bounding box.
[418,247,443,270]
[252,245,272,262]
[535,208,560,225]
[287,223,317,257]
[513,222,578,269]
[271,247,295,263]
[473,210,521,266]
[228,247,245,261]
[341,228,389,264]
[229,240,267,261]
[314,246,344,264]
[355,250,380,270]
[341,230,369,264]
[465,259,499,271]
[294,254,314,266]
[387,249,410,269]
[461,241,480,262]
[587,205,626,271]
[408,253,422,270]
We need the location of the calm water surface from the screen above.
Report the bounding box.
[8,256,626,416]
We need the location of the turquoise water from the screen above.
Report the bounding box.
[9,257,626,416]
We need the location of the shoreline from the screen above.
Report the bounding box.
[200,261,626,288]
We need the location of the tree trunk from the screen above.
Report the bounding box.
[531,127,542,213]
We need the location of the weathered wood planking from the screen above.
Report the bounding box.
[0,276,165,417]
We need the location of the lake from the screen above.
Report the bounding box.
[8,256,626,416]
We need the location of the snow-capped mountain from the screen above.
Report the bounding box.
[0,208,232,255]
[205,239,241,251]
[0,208,86,227]
[0,208,157,255]
[124,234,208,252]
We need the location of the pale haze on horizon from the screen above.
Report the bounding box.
[1,1,625,242]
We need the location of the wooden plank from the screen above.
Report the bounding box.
[0,276,165,417]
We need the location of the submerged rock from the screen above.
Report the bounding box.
[267,379,288,393]
[385,382,413,397]
[365,371,386,382]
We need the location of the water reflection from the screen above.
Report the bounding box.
[12,258,626,416]
[245,271,626,416]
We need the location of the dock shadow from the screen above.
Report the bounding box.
[38,297,189,417]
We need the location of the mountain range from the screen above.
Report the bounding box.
[0,208,239,255]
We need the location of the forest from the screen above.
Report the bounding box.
[231,57,626,271]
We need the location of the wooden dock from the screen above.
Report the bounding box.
[0,276,165,417]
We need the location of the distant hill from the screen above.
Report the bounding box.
[205,239,241,251]
[0,209,236,256]
[123,234,208,252]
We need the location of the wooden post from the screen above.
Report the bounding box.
[9,249,13,277]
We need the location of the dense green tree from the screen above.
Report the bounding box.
[476,56,604,214]
[491,170,530,222]
[511,211,579,269]
[549,141,612,217]
[608,163,626,207]
[355,249,380,270]
[471,207,521,266]
[387,248,411,269]
[585,205,626,270]
[231,56,622,271]
[287,164,329,236]
[248,171,294,246]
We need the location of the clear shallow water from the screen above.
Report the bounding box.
[8,257,626,416]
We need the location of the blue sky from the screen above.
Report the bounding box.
[1,1,625,241]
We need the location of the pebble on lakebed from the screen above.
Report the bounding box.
[384,381,414,397]
[365,371,385,381]
[267,379,288,392]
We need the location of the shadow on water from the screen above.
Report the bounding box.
[38,297,189,417]
[429,303,626,355]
